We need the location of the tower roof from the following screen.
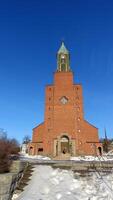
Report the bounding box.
[58,42,69,54]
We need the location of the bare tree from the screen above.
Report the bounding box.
[23,135,31,144]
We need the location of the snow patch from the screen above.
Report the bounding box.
[70,155,113,161]
[13,165,113,200]
[56,193,62,199]
[21,154,51,160]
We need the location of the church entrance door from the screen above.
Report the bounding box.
[61,136,69,154]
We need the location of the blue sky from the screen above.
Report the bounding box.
[0,0,113,142]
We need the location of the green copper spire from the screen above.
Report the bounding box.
[57,42,70,72]
[58,42,69,54]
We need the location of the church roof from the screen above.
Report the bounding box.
[58,42,69,54]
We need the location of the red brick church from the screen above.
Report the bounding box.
[29,42,102,158]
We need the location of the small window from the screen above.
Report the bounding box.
[49,97,51,101]
[38,148,43,152]
[77,107,80,111]
[60,96,68,104]
[49,88,51,91]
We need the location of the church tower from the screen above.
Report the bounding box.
[29,42,102,158]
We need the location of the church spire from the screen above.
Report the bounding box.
[57,42,70,72]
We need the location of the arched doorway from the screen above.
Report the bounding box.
[98,146,102,156]
[29,147,33,155]
[60,135,69,154]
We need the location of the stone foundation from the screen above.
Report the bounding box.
[0,161,26,200]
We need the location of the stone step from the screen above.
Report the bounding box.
[53,153,70,160]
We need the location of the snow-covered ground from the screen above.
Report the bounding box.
[20,153,113,162]
[70,155,113,161]
[20,154,51,160]
[12,165,113,200]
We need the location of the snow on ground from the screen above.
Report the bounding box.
[13,165,113,200]
[21,153,113,162]
[70,155,113,161]
[20,154,51,160]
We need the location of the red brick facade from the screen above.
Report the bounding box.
[29,43,102,157]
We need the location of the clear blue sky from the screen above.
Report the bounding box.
[0,0,113,143]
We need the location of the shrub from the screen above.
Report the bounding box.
[0,133,20,173]
[0,140,11,173]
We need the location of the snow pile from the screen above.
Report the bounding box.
[107,150,113,155]
[20,153,113,162]
[20,154,113,162]
[14,165,113,200]
[70,155,113,161]
[20,154,51,160]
